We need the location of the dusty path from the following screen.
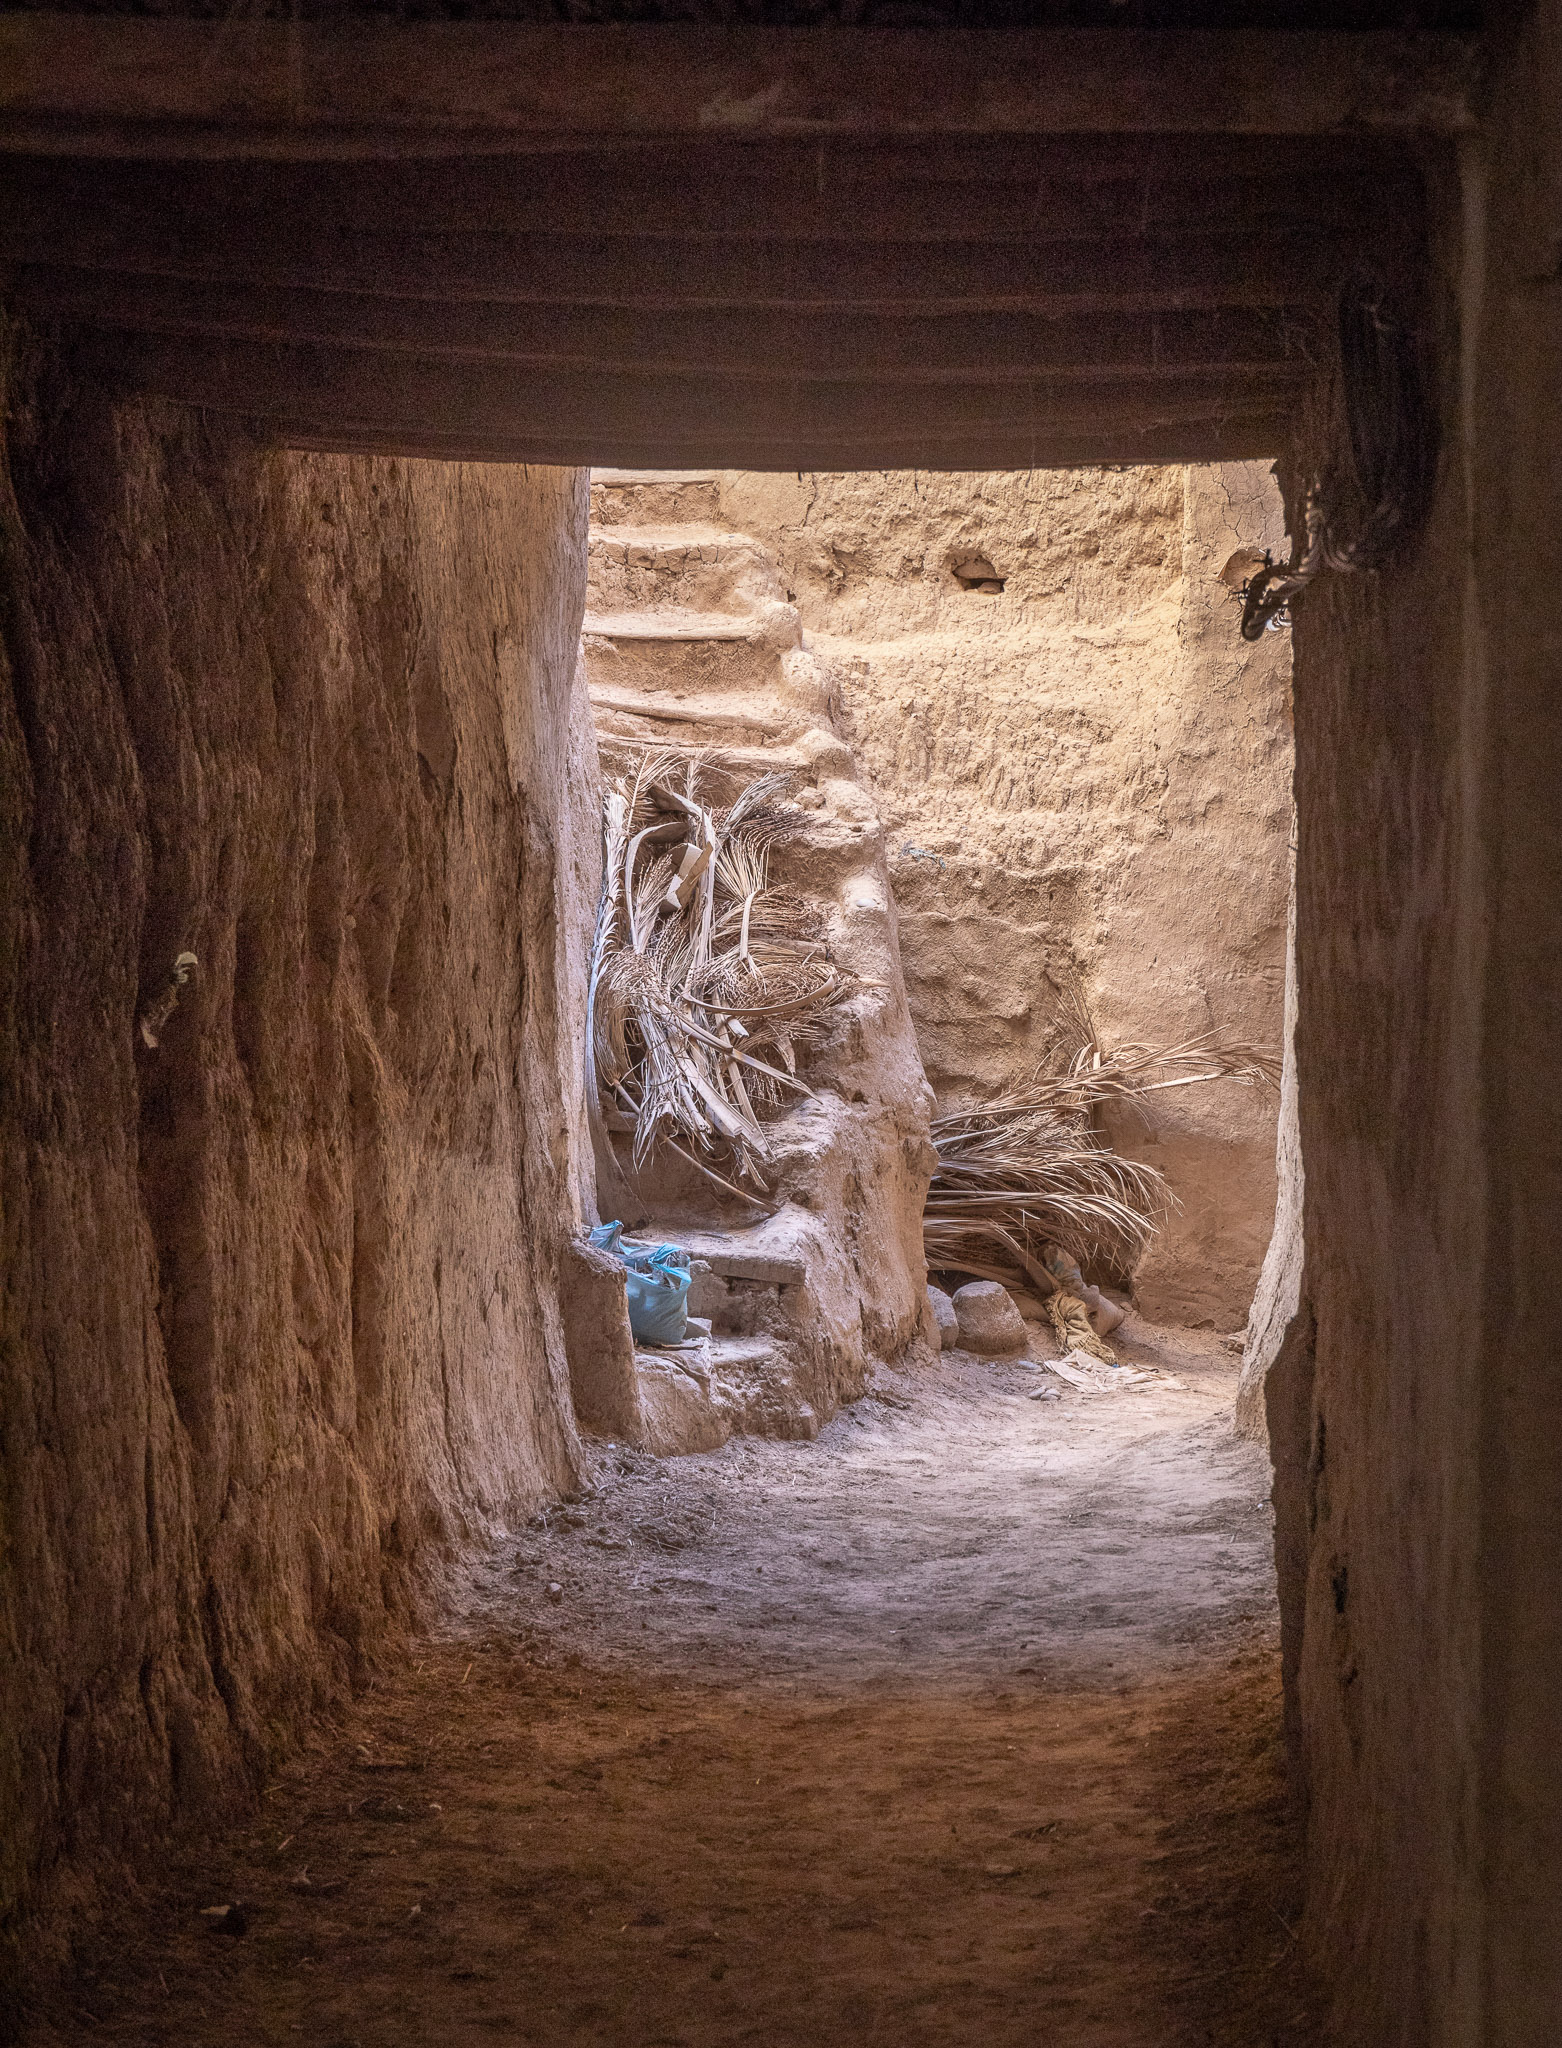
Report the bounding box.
[33,1323,1319,2047]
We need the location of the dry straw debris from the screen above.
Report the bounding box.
[589,747,853,1202]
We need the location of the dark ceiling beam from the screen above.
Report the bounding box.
[79,328,1297,450]
[0,224,1357,314]
[275,417,1291,471]
[17,273,1318,384]
[0,143,1420,247]
[0,25,1479,161]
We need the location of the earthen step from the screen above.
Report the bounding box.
[633,1335,780,1371]
[633,1333,819,1457]
[587,681,793,737]
[589,522,747,548]
[591,470,718,485]
[708,1335,783,1370]
[583,602,802,701]
[588,529,790,627]
[591,704,853,780]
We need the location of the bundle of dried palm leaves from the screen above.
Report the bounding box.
[924,1028,1280,1293]
[589,749,850,1201]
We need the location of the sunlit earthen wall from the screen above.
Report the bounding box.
[719,464,1292,1328]
[0,343,596,2001]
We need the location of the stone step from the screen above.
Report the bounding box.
[583,601,802,700]
[587,527,789,622]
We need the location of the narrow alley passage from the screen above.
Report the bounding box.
[32,1322,1315,2048]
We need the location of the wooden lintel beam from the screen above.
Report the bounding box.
[0,224,1354,314]
[0,143,1420,249]
[275,418,1290,471]
[0,25,1479,161]
[81,328,1296,451]
[19,273,1319,384]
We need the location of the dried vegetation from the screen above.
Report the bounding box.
[589,748,854,1201]
[925,1009,1280,1294]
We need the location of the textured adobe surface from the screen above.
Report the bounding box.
[1280,390,1486,2047]
[0,357,595,2004]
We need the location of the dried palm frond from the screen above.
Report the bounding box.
[924,1016,1278,1292]
[1035,1031,1282,1122]
[588,749,854,1203]
[921,1220,1061,1296]
[926,1102,1171,1279]
[587,788,633,1081]
[715,828,769,904]
[713,887,826,955]
[723,772,800,838]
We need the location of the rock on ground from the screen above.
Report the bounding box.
[927,1283,960,1349]
[953,1279,1030,1355]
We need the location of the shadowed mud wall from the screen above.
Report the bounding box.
[718,465,1292,1328]
[0,347,595,2006]
[1235,832,1300,1447]
[1275,16,1562,2036]
[1282,431,1483,2041]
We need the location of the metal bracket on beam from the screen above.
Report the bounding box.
[1237,275,1439,641]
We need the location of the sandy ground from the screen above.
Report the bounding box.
[29,1319,1320,2047]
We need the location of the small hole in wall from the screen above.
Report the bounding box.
[950,553,1005,593]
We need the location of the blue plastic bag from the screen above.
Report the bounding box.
[623,1255,693,1345]
[588,1222,694,1345]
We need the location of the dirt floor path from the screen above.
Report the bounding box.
[34,1321,1320,2047]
